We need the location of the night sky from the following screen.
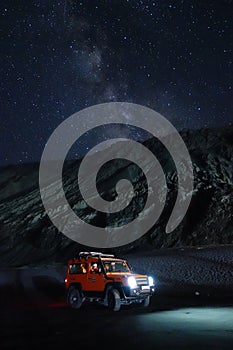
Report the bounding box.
[1,0,232,166]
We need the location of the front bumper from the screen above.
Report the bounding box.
[122,285,155,299]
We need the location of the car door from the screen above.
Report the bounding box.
[86,261,106,292]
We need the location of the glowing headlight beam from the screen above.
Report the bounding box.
[128,276,137,288]
[148,276,154,286]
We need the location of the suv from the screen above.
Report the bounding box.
[65,251,155,311]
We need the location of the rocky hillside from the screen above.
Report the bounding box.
[0,126,233,266]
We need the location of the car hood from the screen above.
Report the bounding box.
[106,272,148,279]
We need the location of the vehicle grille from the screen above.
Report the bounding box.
[136,277,148,285]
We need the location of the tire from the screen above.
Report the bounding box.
[107,288,121,311]
[67,286,83,309]
[142,295,150,308]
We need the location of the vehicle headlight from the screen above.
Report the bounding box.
[127,276,137,288]
[148,276,154,286]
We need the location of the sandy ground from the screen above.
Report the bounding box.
[0,279,233,350]
[0,248,233,350]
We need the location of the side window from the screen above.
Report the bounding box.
[69,263,87,274]
[90,262,101,274]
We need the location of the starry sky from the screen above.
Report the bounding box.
[1,0,232,166]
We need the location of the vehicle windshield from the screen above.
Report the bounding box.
[103,260,130,273]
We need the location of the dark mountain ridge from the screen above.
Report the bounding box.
[0,126,233,266]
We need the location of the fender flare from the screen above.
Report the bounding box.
[68,283,84,298]
[104,282,125,299]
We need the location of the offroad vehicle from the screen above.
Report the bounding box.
[65,251,155,311]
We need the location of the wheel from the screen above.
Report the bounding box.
[107,288,121,311]
[142,295,150,308]
[67,286,83,309]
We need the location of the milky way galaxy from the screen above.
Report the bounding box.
[1,0,232,165]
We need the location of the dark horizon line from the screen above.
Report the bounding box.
[1,123,232,169]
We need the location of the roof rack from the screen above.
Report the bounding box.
[78,251,115,259]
